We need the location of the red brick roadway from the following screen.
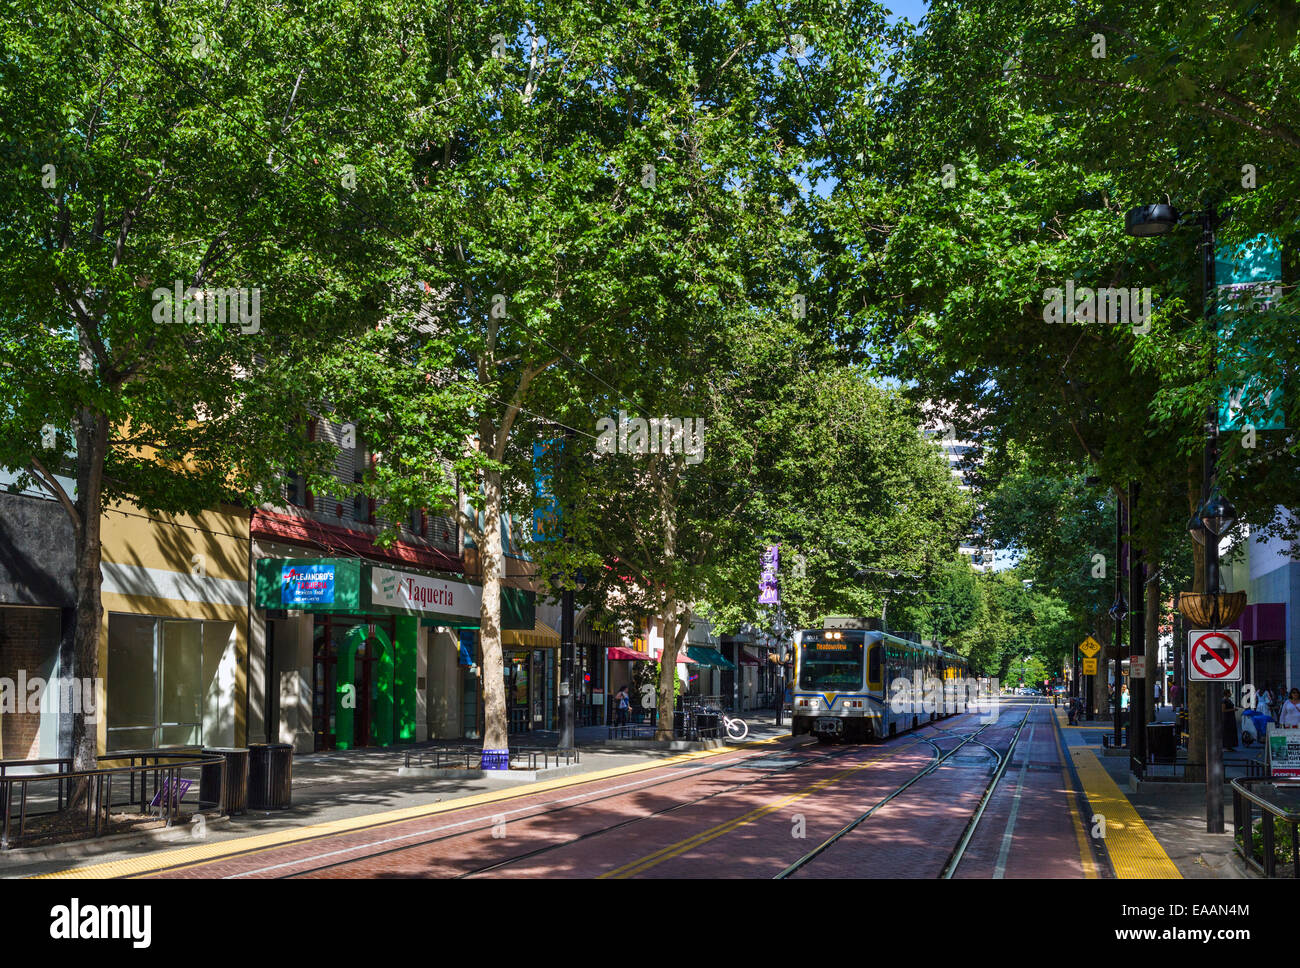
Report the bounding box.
[137,700,1089,879]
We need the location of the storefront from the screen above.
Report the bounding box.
[0,490,76,761]
[684,617,731,698]
[100,504,251,754]
[719,635,761,711]
[254,557,534,751]
[576,614,621,725]
[502,616,560,734]
[606,645,651,719]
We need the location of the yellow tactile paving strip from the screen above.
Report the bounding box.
[33,735,791,880]
[1070,747,1181,879]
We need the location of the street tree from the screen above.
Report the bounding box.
[0,0,424,771]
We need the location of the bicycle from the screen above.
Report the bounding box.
[720,711,749,742]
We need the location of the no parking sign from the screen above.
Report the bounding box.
[1187,629,1242,682]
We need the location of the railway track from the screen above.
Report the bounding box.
[271,713,984,879]
[774,699,1036,879]
[266,738,869,879]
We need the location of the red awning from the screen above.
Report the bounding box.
[674,651,697,664]
[738,648,760,666]
[607,646,651,661]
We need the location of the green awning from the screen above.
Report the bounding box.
[686,645,735,670]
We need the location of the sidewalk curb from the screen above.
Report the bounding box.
[397,762,591,782]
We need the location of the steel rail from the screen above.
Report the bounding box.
[939,700,1036,878]
[773,704,1025,878]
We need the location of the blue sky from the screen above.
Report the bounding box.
[884,0,930,27]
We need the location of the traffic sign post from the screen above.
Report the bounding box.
[1189,628,1239,835]
[1187,629,1242,682]
[1079,636,1101,721]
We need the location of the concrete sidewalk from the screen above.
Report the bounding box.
[1059,706,1257,878]
[0,714,793,877]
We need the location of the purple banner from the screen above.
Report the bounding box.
[759,545,779,605]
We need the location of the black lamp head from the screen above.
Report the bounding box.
[1125,203,1180,237]
[1199,490,1237,537]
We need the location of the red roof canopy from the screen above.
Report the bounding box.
[607,646,651,661]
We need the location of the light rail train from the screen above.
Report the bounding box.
[791,616,972,742]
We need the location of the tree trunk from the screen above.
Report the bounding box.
[478,469,508,755]
[1091,623,1111,720]
[654,608,687,742]
[67,407,108,808]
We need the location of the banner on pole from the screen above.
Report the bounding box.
[758,545,779,605]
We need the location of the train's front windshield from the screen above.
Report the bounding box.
[799,636,865,691]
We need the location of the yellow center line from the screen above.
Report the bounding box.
[33,735,791,880]
[599,740,924,879]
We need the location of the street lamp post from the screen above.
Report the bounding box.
[559,424,576,751]
[1126,200,1236,834]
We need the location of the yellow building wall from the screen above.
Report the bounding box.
[96,503,250,754]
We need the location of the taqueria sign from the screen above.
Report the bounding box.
[255,558,532,628]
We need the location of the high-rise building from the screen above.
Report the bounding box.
[921,403,992,571]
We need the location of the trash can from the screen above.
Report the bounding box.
[1146,723,1176,762]
[200,747,249,815]
[247,743,293,809]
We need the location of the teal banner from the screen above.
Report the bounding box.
[1216,234,1285,432]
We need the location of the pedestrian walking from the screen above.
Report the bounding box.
[1259,683,1275,722]
[1153,680,1162,710]
[1281,688,1300,727]
[1223,688,1239,751]
[615,684,630,726]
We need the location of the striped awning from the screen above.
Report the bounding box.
[503,619,561,649]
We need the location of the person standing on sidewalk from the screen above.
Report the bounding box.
[615,685,631,726]
[1153,680,1162,710]
[1281,688,1300,727]
[1259,683,1275,723]
[1223,688,1239,751]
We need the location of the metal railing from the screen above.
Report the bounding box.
[1,748,226,850]
[1232,776,1300,878]
[606,701,724,742]
[401,746,580,771]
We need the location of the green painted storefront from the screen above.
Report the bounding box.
[255,558,534,750]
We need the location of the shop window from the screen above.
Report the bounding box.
[107,615,156,743]
[286,469,308,507]
[107,614,225,751]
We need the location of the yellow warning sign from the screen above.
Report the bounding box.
[1082,657,1098,675]
[1079,636,1102,658]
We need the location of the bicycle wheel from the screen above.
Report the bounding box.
[725,717,748,741]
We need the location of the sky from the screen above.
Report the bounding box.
[884,0,931,27]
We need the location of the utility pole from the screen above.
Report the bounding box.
[1111,488,1127,748]
[1200,206,1225,834]
[1129,482,1146,777]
